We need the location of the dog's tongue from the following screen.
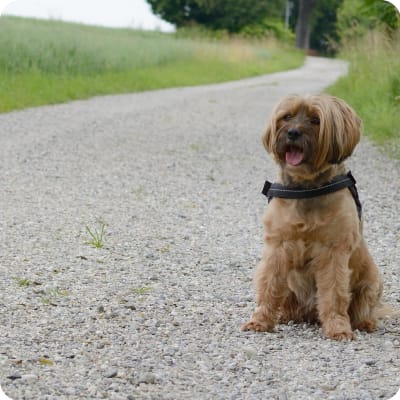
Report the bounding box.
[286,147,304,166]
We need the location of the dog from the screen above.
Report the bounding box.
[242,94,385,340]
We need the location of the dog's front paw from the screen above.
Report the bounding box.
[321,316,355,341]
[241,320,273,333]
[324,328,356,341]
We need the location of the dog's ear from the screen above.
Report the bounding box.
[330,97,361,163]
[323,96,361,164]
[262,97,289,154]
[262,116,276,154]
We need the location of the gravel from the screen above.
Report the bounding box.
[0,56,399,400]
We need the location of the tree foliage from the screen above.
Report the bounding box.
[148,0,399,53]
[337,0,399,42]
[147,0,286,32]
[310,0,343,52]
[361,0,400,30]
[290,0,398,52]
[294,0,316,49]
[240,18,295,42]
[289,0,343,52]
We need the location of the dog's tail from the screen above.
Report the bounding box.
[375,302,400,320]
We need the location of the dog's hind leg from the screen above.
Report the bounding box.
[348,241,383,332]
[242,247,290,332]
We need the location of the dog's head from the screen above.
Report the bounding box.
[263,94,361,180]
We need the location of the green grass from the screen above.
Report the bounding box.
[328,29,400,154]
[0,16,304,112]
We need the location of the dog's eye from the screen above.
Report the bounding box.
[283,114,292,121]
[310,117,320,125]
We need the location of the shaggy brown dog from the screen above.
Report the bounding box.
[242,94,384,340]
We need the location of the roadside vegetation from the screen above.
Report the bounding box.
[1,1,398,159]
[328,30,400,151]
[0,16,304,113]
[327,0,400,156]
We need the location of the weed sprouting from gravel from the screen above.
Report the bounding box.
[13,277,31,287]
[41,288,70,305]
[86,221,106,249]
[38,358,54,366]
[132,287,152,295]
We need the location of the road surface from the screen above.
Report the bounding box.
[1,57,399,400]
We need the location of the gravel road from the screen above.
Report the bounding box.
[1,57,399,400]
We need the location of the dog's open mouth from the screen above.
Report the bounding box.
[285,145,304,166]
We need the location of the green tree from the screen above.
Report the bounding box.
[361,0,400,30]
[289,0,343,52]
[294,0,317,49]
[290,0,399,52]
[336,0,373,42]
[337,0,399,43]
[310,0,343,53]
[147,0,286,32]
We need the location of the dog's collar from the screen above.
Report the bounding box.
[262,171,362,218]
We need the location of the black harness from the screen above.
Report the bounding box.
[262,171,362,219]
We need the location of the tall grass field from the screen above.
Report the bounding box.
[328,30,400,155]
[0,16,304,112]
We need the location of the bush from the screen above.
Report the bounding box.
[240,19,295,43]
[175,24,230,41]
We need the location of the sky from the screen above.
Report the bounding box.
[1,0,175,31]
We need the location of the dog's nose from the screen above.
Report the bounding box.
[287,128,301,141]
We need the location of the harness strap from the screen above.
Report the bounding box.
[262,171,362,219]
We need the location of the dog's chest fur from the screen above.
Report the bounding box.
[263,189,361,269]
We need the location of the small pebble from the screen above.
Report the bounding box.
[104,368,118,378]
[7,373,22,381]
